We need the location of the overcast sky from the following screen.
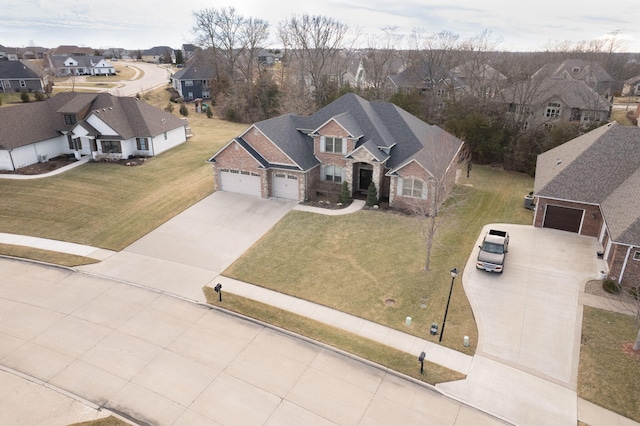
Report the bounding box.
[2,0,638,53]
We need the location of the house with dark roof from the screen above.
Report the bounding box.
[500,77,611,130]
[532,59,615,99]
[48,56,115,76]
[0,60,44,92]
[0,92,188,171]
[622,75,640,97]
[533,122,640,287]
[207,93,464,209]
[141,46,175,64]
[171,60,215,100]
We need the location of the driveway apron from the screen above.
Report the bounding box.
[78,191,297,301]
[438,224,605,426]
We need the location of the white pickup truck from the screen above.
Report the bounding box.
[476,229,509,273]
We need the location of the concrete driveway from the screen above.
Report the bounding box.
[0,259,506,426]
[438,224,605,425]
[78,191,297,301]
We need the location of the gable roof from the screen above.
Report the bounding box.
[501,77,611,111]
[534,122,640,245]
[172,60,215,80]
[533,59,614,83]
[212,93,464,179]
[0,60,42,80]
[0,92,186,150]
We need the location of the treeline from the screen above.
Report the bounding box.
[191,8,640,174]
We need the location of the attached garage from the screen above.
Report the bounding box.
[272,173,299,200]
[219,169,261,197]
[543,204,584,233]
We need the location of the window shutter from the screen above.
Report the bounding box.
[320,165,326,180]
[397,177,403,195]
[320,136,326,152]
[342,138,347,154]
[422,182,428,199]
[341,167,346,182]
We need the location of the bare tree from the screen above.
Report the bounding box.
[277,14,354,106]
[410,146,470,271]
[239,17,270,82]
[363,26,403,100]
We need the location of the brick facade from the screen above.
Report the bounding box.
[533,198,603,237]
[243,127,294,165]
[388,160,456,212]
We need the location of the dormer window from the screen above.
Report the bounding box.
[64,114,77,125]
[572,67,580,73]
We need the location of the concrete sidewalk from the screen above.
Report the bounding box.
[0,157,90,180]
[0,232,114,261]
[212,276,473,376]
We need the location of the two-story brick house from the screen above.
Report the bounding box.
[207,93,464,210]
[533,122,640,288]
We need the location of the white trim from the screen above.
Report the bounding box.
[598,221,607,243]
[209,139,263,167]
[619,246,632,283]
[604,238,612,261]
[238,125,301,168]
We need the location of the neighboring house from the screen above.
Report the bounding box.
[0,92,188,171]
[386,62,464,101]
[4,47,19,61]
[342,57,368,88]
[622,75,640,97]
[501,77,611,129]
[532,59,614,98]
[49,56,115,76]
[207,93,464,210]
[0,60,44,92]
[46,45,94,58]
[141,46,175,63]
[533,122,640,288]
[182,44,199,63]
[0,45,6,60]
[257,49,276,67]
[450,60,508,98]
[18,46,46,60]
[171,60,215,100]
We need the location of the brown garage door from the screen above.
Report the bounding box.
[543,205,583,233]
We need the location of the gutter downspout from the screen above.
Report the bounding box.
[9,149,16,171]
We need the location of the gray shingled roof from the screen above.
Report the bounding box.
[215,93,463,181]
[0,60,42,80]
[501,78,611,110]
[533,59,614,83]
[172,60,215,80]
[534,122,640,245]
[0,92,186,150]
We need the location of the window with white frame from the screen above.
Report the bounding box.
[202,91,210,98]
[633,250,640,261]
[185,80,193,86]
[322,136,344,154]
[400,178,426,198]
[322,164,343,182]
[20,80,26,87]
[545,102,561,118]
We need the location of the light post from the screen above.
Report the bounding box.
[439,268,458,343]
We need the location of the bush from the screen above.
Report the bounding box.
[206,107,213,118]
[366,181,378,206]
[34,91,44,101]
[20,91,30,103]
[339,181,351,204]
[164,102,174,113]
[603,278,620,294]
[179,104,188,117]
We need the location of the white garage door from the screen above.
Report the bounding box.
[219,169,261,197]
[273,173,299,200]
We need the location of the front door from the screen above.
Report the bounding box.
[359,168,372,191]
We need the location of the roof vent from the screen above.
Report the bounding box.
[556,158,562,165]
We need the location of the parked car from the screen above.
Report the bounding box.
[476,229,510,273]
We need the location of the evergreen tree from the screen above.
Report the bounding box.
[366,181,378,206]
[339,181,351,204]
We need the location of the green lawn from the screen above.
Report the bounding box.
[0,89,246,251]
[224,165,535,353]
[579,307,640,422]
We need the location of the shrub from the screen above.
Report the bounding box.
[366,181,378,206]
[20,91,30,103]
[164,102,174,113]
[34,91,44,101]
[339,181,351,204]
[206,107,213,118]
[179,104,188,117]
[602,278,620,294]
